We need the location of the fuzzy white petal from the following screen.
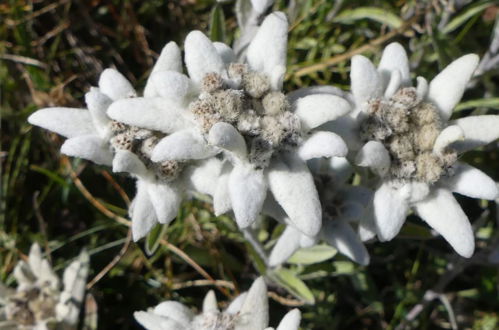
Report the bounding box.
[28,107,95,138]
[134,311,184,330]
[98,68,136,101]
[214,162,232,215]
[187,157,223,196]
[151,42,183,74]
[293,94,351,131]
[246,12,288,78]
[355,141,390,175]
[298,131,347,160]
[384,70,402,98]
[414,188,474,258]
[112,150,149,177]
[267,154,322,236]
[202,290,219,313]
[287,86,347,104]
[229,165,267,228]
[427,54,479,121]
[433,125,464,154]
[452,115,499,152]
[144,42,183,97]
[147,183,181,225]
[213,42,236,64]
[351,55,383,105]
[250,0,273,13]
[442,163,498,200]
[61,135,113,166]
[236,277,268,330]
[416,76,428,99]
[208,122,248,159]
[153,301,193,327]
[226,292,248,314]
[85,90,112,134]
[268,226,302,266]
[276,309,301,330]
[322,219,370,265]
[107,97,190,134]
[184,31,226,84]
[152,130,215,162]
[130,182,158,241]
[322,116,362,151]
[358,210,377,242]
[147,71,193,102]
[378,42,410,87]
[373,183,409,241]
[28,243,43,274]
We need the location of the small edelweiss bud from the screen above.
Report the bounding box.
[237,110,261,136]
[213,90,244,122]
[157,160,181,180]
[262,91,289,116]
[391,87,420,107]
[228,63,248,88]
[111,133,134,151]
[414,123,440,152]
[260,115,283,145]
[190,97,220,132]
[201,72,224,93]
[243,71,270,98]
[360,117,392,141]
[110,120,127,134]
[390,160,416,179]
[415,152,443,183]
[388,134,414,160]
[382,104,410,133]
[410,102,440,127]
[366,99,383,116]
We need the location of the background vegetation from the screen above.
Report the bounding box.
[1,0,499,329]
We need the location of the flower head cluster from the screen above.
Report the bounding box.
[0,244,89,329]
[134,277,301,330]
[344,43,499,257]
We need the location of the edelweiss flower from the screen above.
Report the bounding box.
[113,12,350,238]
[134,277,301,330]
[268,157,371,266]
[345,43,499,257]
[0,243,89,329]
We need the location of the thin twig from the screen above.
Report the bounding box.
[159,239,232,298]
[171,279,236,291]
[32,191,52,263]
[268,291,305,307]
[289,16,418,78]
[0,54,48,69]
[100,170,131,206]
[86,229,132,289]
[62,157,131,227]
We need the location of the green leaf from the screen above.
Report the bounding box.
[209,4,226,42]
[145,223,168,256]
[399,222,433,239]
[442,1,493,34]
[333,7,403,29]
[269,268,315,304]
[455,98,499,112]
[288,244,338,265]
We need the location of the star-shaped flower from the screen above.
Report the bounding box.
[106,12,351,238]
[134,277,301,330]
[344,43,499,257]
[0,243,89,329]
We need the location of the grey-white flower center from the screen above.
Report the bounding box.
[109,121,183,182]
[190,64,301,169]
[360,87,457,184]
[6,285,59,326]
[190,311,238,330]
